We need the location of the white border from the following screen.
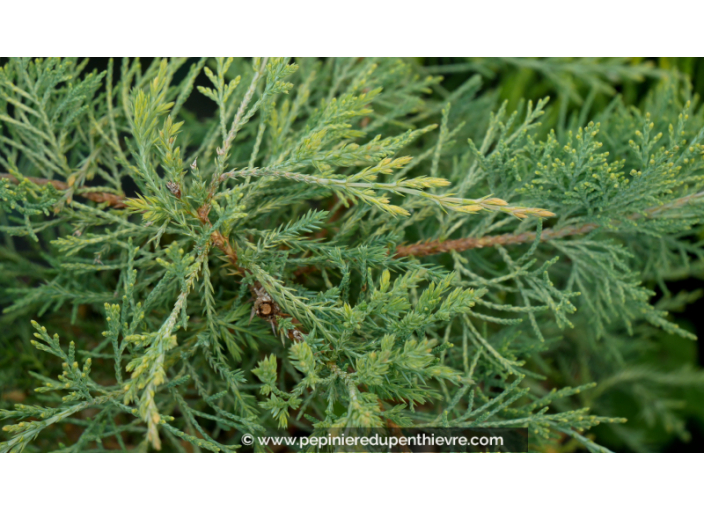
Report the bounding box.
[1,1,702,55]
[1,453,701,508]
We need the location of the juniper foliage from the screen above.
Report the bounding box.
[1,57,703,452]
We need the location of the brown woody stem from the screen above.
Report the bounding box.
[395,223,597,258]
[396,191,704,258]
[1,172,126,209]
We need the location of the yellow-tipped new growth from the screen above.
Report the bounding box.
[224,157,554,219]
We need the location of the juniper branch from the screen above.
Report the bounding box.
[397,190,704,258]
[222,166,555,219]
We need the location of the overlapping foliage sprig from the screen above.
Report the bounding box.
[1,57,703,452]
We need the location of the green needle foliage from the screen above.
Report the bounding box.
[1,57,703,453]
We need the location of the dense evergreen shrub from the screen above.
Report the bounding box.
[1,57,703,452]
